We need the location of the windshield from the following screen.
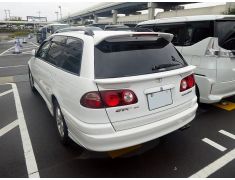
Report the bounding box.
[216,20,235,50]
[94,35,187,78]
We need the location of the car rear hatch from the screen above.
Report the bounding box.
[94,33,196,131]
[215,19,235,82]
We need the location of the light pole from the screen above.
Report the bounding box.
[55,11,59,22]
[37,11,41,18]
[7,10,11,20]
[4,9,8,20]
[58,5,62,21]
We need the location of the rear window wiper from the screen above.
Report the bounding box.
[152,63,180,71]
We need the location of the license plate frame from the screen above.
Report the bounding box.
[147,89,173,111]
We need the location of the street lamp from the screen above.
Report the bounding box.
[58,5,62,20]
[55,11,59,22]
[37,11,41,18]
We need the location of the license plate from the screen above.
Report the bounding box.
[147,89,173,111]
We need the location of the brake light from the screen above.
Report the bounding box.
[80,90,138,109]
[180,74,195,92]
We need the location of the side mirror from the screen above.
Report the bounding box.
[31,49,36,56]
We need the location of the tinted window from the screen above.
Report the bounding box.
[216,20,235,50]
[153,24,186,46]
[95,35,187,79]
[36,41,51,59]
[184,21,214,46]
[46,36,67,65]
[59,37,83,74]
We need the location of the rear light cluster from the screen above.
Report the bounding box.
[180,74,195,92]
[81,90,138,109]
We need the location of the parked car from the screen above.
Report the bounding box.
[36,23,69,43]
[137,15,235,104]
[87,23,109,30]
[55,26,103,33]
[28,30,198,151]
[104,24,132,31]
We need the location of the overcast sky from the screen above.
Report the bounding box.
[0,1,226,21]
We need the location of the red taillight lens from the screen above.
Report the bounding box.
[180,74,195,92]
[80,92,103,108]
[81,90,138,109]
[101,91,120,107]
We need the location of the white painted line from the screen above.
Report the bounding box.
[0,46,15,56]
[0,53,31,57]
[0,89,13,97]
[9,83,40,178]
[202,138,227,152]
[190,148,235,178]
[29,42,39,47]
[0,120,18,137]
[219,130,235,140]
[0,65,27,69]
[22,51,32,54]
[13,47,35,51]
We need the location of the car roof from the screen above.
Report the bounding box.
[138,15,235,25]
[54,31,163,45]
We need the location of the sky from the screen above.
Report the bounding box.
[0,1,226,22]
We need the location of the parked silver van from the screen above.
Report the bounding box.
[137,15,235,103]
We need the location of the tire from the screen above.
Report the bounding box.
[54,100,69,145]
[28,68,36,93]
[195,85,200,104]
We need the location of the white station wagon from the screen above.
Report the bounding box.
[137,15,235,104]
[28,30,198,151]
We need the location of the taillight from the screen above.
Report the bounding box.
[80,92,103,108]
[80,90,138,109]
[180,74,195,92]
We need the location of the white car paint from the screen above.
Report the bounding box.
[28,31,198,151]
[138,15,235,103]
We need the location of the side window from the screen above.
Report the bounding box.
[60,37,83,75]
[36,41,51,59]
[184,21,214,46]
[47,26,52,33]
[46,36,67,66]
[153,24,186,46]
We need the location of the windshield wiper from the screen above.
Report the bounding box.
[152,63,180,71]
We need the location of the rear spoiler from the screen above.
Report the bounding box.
[157,32,174,42]
[94,65,196,84]
[95,32,174,45]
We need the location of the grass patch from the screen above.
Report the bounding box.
[8,30,32,38]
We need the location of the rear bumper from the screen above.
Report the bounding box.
[67,100,198,152]
[200,79,235,103]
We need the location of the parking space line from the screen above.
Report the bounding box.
[202,138,227,152]
[0,46,15,56]
[219,130,235,140]
[0,65,27,69]
[189,148,235,178]
[9,83,40,178]
[0,120,18,137]
[214,101,235,111]
[0,89,13,97]
[29,42,39,47]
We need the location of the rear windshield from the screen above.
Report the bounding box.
[94,35,187,78]
[216,20,235,50]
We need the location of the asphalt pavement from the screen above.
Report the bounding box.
[0,37,235,178]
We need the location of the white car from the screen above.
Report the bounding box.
[28,30,198,151]
[137,15,235,103]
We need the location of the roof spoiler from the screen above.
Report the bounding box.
[157,32,174,42]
